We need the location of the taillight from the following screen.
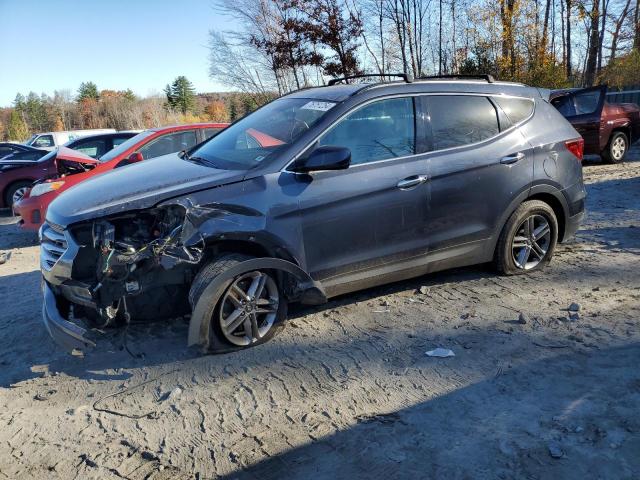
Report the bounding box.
[565,138,584,162]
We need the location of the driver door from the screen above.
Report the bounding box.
[286,96,432,287]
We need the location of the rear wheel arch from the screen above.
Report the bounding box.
[526,192,567,241]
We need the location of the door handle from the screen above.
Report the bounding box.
[500,152,525,165]
[397,175,429,190]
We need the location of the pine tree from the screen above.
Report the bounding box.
[166,76,196,114]
[7,110,29,141]
[77,82,99,102]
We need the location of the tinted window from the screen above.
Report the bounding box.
[71,138,107,158]
[318,97,415,165]
[426,96,499,150]
[573,89,602,115]
[33,135,54,147]
[139,130,198,159]
[5,150,45,160]
[112,135,132,147]
[204,128,223,140]
[551,95,575,116]
[0,146,16,157]
[492,97,534,125]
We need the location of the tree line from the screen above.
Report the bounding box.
[3,0,639,140]
[209,0,640,94]
[0,78,271,142]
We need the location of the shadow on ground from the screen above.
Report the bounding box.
[220,343,640,480]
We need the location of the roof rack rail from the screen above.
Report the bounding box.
[419,74,496,83]
[328,73,413,86]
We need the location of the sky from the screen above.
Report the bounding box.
[0,0,238,106]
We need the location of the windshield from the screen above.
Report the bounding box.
[98,130,155,162]
[187,97,337,170]
[25,134,38,145]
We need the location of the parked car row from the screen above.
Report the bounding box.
[11,123,227,228]
[37,74,593,355]
[0,131,140,208]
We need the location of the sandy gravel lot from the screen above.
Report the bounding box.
[1,146,639,479]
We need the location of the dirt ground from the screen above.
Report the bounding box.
[1,146,639,480]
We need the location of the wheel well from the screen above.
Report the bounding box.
[202,239,310,301]
[611,126,630,143]
[527,193,566,241]
[3,179,34,205]
[206,239,271,259]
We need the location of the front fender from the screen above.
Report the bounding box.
[188,257,326,349]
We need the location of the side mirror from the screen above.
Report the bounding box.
[291,146,351,173]
[128,152,144,163]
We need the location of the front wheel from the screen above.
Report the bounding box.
[602,131,628,164]
[494,200,558,275]
[189,254,286,352]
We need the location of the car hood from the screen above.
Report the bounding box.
[46,153,248,227]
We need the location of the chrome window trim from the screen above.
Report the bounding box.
[282,92,535,174]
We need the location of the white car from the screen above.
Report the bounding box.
[25,129,116,150]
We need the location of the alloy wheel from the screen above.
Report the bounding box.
[611,136,626,161]
[218,271,279,346]
[511,214,551,270]
[11,186,28,205]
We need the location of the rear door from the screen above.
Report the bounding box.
[423,94,535,252]
[291,96,432,282]
[551,86,606,153]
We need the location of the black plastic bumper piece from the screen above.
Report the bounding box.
[42,283,95,352]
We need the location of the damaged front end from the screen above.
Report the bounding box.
[42,203,205,350]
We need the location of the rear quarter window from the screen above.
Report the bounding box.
[426,95,500,150]
[492,97,535,125]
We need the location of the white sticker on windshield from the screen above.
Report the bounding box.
[301,101,335,112]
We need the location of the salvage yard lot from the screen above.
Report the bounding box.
[1,147,639,479]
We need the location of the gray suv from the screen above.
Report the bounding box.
[41,75,586,353]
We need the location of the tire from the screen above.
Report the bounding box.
[601,131,628,164]
[5,181,32,209]
[494,200,558,275]
[189,254,287,352]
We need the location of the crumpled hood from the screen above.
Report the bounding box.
[46,153,247,227]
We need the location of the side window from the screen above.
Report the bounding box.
[139,130,198,159]
[426,96,500,150]
[551,95,576,116]
[204,128,223,140]
[318,97,415,165]
[112,136,132,147]
[72,138,107,158]
[33,135,54,147]
[0,146,15,157]
[573,89,602,115]
[492,97,534,126]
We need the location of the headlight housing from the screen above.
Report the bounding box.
[30,181,65,198]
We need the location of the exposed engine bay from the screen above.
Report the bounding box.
[73,205,205,327]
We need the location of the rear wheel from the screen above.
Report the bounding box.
[602,131,628,164]
[495,200,558,275]
[189,254,286,352]
[5,181,32,210]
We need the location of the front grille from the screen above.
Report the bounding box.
[41,223,69,270]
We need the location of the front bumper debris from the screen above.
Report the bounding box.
[42,283,95,352]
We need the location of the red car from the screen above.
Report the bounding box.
[550,85,640,163]
[14,123,228,230]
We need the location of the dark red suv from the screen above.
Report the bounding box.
[550,85,640,163]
